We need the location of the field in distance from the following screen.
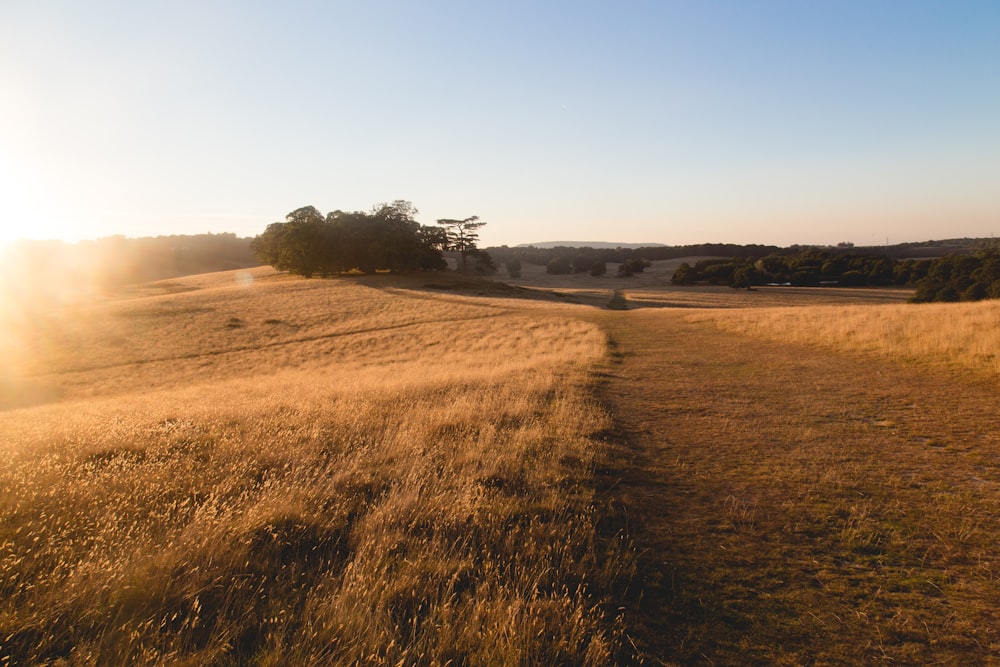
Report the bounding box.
[505,257,917,310]
[2,263,998,665]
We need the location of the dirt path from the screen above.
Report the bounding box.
[588,309,1000,665]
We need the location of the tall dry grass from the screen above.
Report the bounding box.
[0,269,631,665]
[689,298,1000,378]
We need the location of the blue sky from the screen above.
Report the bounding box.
[1,1,998,247]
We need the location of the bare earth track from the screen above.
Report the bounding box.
[587,307,1000,665]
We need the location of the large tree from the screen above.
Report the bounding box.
[436,216,487,273]
[251,202,446,276]
[250,206,328,277]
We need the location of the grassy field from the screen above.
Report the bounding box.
[3,265,999,665]
[583,283,1000,665]
[690,298,1000,378]
[0,268,633,665]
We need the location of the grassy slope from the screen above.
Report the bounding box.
[4,263,998,665]
[591,301,1000,665]
[0,268,633,665]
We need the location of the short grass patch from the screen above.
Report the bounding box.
[591,306,1000,664]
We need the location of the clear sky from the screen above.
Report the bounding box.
[1,1,998,248]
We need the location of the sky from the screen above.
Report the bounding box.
[1,1,998,249]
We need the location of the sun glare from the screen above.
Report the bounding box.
[0,159,93,246]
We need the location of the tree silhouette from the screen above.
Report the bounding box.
[251,202,446,276]
[437,216,486,273]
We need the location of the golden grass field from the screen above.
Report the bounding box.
[2,263,999,665]
[690,298,1000,379]
[0,268,631,665]
[592,305,1000,665]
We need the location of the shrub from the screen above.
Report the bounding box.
[617,258,649,277]
[671,263,696,285]
[547,257,573,275]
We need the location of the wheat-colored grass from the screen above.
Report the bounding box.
[0,269,631,665]
[593,304,1000,664]
[689,298,1000,378]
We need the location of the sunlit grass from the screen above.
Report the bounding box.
[689,298,1000,378]
[594,304,1000,663]
[0,269,630,665]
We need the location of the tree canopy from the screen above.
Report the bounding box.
[910,250,1000,302]
[250,201,449,277]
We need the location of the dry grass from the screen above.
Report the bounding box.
[622,284,913,309]
[690,298,1000,378]
[0,269,633,665]
[591,302,1000,665]
[8,262,995,665]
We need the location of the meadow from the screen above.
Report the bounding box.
[2,263,999,665]
[584,282,1000,664]
[690,298,1000,379]
[0,268,632,665]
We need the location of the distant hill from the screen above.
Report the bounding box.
[516,241,666,249]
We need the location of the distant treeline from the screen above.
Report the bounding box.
[875,237,995,259]
[672,251,900,288]
[487,237,998,269]
[487,243,783,269]
[487,239,1000,302]
[2,232,257,287]
[671,249,1000,303]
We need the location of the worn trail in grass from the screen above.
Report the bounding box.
[589,308,1000,665]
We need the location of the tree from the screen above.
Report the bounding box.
[546,256,572,275]
[730,265,754,290]
[251,202,446,277]
[571,254,593,273]
[506,259,522,279]
[671,262,696,285]
[437,216,487,273]
[617,258,650,277]
[466,248,497,274]
[371,200,419,224]
[271,206,328,278]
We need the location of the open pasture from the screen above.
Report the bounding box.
[506,258,915,310]
[3,264,998,665]
[690,297,1000,379]
[580,281,1000,664]
[0,268,632,665]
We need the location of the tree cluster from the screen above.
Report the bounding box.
[541,253,637,278]
[490,242,782,271]
[670,248,1000,303]
[250,202,491,277]
[910,251,1000,302]
[672,250,905,289]
[617,258,651,277]
[672,250,906,287]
